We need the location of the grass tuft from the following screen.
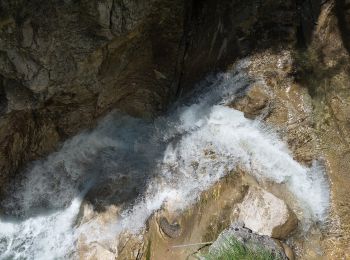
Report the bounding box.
[200,236,281,260]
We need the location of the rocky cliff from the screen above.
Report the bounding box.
[0,0,298,193]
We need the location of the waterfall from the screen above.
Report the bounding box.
[0,59,330,259]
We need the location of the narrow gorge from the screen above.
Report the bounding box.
[0,0,349,259]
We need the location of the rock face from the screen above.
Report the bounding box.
[1,0,350,258]
[0,0,299,193]
[238,186,298,239]
[299,1,350,257]
[0,0,186,193]
[209,222,289,260]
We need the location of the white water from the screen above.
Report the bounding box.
[0,59,330,259]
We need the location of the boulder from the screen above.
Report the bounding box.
[230,84,270,119]
[238,186,298,239]
[80,243,115,260]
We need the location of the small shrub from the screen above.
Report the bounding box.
[200,236,281,260]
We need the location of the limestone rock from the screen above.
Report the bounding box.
[238,186,298,239]
[80,243,115,260]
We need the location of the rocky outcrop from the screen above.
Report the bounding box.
[104,172,248,260]
[0,0,300,193]
[227,1,350,255]
[295,1,350,257]
[230,84,271,119]
[0,0,187,193]
[79,243,115,260]
[237,186,298,239]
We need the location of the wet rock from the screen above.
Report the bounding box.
[209,222,289,260]
[238,186,298,239]
[158,217,182,238]
[282,242,295,260]
[230,84,270,119]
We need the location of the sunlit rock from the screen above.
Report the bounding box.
[238,186,298,239]
[229,84,270,119]
[79,243,115,260]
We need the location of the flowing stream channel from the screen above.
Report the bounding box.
[0,59,330,259]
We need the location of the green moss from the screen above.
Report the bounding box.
[200,236,281,260]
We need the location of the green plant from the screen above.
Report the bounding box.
[200,236,280,260]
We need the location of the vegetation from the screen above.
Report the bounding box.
[200,236,281,260]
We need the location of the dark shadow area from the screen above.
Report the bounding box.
[335,0,350,55]
[178,0,321,94]
[293,42,348,97]
[292,0,350,98]
[296,0,322,48]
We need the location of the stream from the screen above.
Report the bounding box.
[0,59,330,259]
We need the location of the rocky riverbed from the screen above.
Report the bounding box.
[1,0,350,259]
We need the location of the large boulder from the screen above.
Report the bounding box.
[237,186,298,239]
[79,243,115,260]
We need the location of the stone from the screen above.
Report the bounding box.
[80,243,115,260]
[158,217,182,238]
[282,243,295,260]
[238,186,298,239]
[230,84,270,119]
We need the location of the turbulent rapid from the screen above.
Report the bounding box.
[0,59,330,259]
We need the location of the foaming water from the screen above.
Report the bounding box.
[0,59,330,259]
